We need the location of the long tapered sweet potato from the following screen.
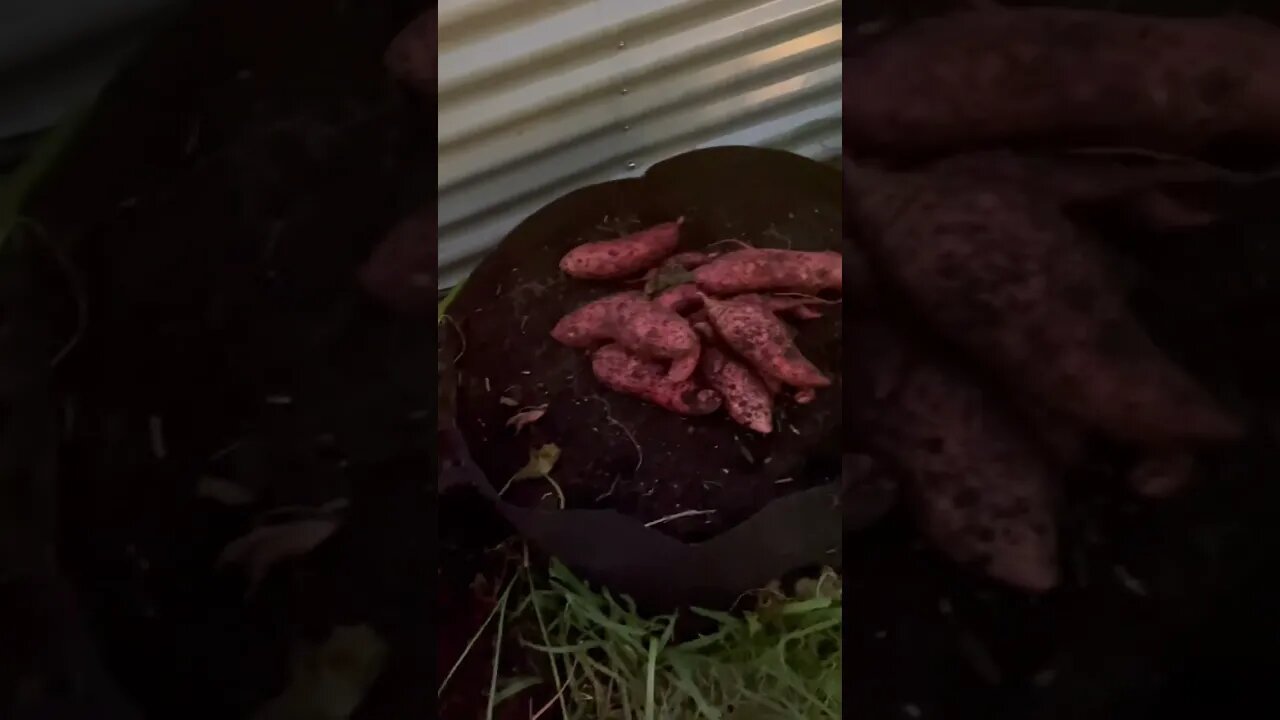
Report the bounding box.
[358,205,434,315]
[852,321,1060,592]
[385,11,435,96]
[551,291,700,381]
[702,296,830,389]
[848,167,1243,448]
[591,344,721,415]
[560,218,683,279]
[700,346,774,433]
[845,8,1280,155]
[693,248,842,295]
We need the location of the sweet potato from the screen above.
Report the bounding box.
[930,149,1257,204]
[692,249,842,295]
[560,218,683,279]
[668,251,713,269]
[552,292,700,381]
[845,9,1280,155]
[848,168,1243,447]
[385,11,435,96]
[358,205,434,315]
[852,321,1060,592]
[757,294,835,321]
[654,283,703,314]
[700,347,774,433]
[702,296,830,389]
[591,344,721,416]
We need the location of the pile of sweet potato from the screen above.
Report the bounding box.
[552,219,841,434]
[845,6,1277,592]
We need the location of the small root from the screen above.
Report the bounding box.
[443,314,467,363]
[594,477,620,502]
[762,226,793,249]
[591,394,642,473]
[644,509,716,528]
[707,238,754,252]
[544,474,566,509]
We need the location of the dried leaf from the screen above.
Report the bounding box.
[252,625,388,720]
[644,263,694,296]
[219,515,341,592]
[511,443,560,482]
[506,404,547,433]
[197,476,256,506]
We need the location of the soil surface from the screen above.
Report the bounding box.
[448,147,842,541]
[4,1,432,718]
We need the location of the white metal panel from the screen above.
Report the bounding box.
[438,0,842,287]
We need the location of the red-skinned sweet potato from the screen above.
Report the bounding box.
[668,251,713,269]
[702,296,829,389]
[845,8,1280,155]
[654,283,703,314]
[591,344,721,415]
[551,291,700,381]
[693,249,842,295]
[700,346,774,433]
[848,168,1243,447]
[385,11,435,96]
[560,218,683,279]
[853,321,1060,592]
[358,205,434,315]
[926,149,1264,216]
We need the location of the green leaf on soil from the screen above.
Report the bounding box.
[251,625,388,720]
[511,443,560,482]
[643,263,693,297]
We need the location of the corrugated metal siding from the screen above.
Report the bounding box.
[438,0,842,287]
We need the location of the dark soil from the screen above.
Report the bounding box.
[447,147,842,541]
[3,1,433,718]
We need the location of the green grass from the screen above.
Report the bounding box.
[499,558,842,720]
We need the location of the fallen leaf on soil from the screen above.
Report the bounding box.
[644,263,694,296]
[506,405,548,433]
[218,513,342,592]
[196,476,256,506]
[251,625,388,720]
[511,444,561,482]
